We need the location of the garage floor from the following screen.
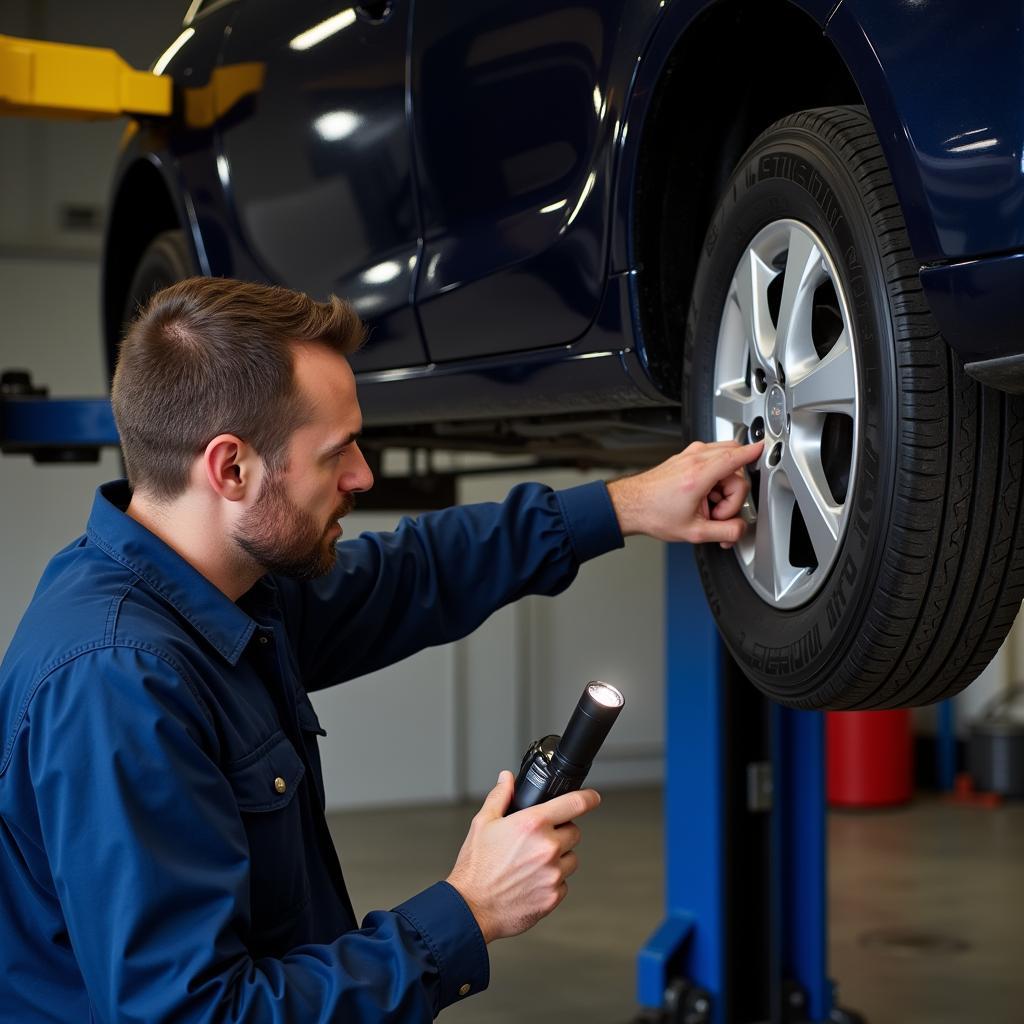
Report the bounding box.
[328,788,1024,1024]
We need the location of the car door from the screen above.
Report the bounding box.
[218,0,425,371]
[410,0,629,362]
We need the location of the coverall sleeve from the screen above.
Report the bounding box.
[27,645,486,1023]
[283,480,624,690]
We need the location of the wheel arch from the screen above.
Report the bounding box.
[619,0,866,401]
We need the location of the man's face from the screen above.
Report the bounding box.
[233,343,373,579]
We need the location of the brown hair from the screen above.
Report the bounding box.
[112,276,365,501]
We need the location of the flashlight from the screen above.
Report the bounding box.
[507,681,625,814]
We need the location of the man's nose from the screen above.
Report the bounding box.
[342,443,374,493]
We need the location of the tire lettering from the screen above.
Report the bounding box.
[757,154,844,232]
[747,624,822,675]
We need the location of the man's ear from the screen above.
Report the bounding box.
[202,434,261,502]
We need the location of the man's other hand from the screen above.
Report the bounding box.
[607,439,764,548]
[445,771,600,943]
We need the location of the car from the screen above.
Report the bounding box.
[102,0,1024,711]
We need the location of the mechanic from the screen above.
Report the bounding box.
[0,277,762,1023]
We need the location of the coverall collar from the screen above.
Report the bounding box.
[86,480,257,665]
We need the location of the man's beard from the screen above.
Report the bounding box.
[233,471,354,580]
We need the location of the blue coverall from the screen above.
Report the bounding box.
[0,478,623,1022]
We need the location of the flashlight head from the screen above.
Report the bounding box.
[553,680,625,772]
[586,681,625,709]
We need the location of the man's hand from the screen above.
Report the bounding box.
[446,771,600,943]
[606,439,764,548]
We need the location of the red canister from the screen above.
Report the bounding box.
[826,709,913,807]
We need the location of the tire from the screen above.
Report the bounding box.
[683,106,1024,710]
[120,229,196,336]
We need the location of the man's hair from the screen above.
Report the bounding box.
[111,276,366,501]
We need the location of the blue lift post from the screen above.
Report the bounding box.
[637,542,843,1024]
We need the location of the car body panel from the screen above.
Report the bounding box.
[216,0,427,371]
[410,0,654,363]
[357,272,670,426]
[104,0,1024,428]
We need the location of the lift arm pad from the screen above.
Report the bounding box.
[0,34,171,119]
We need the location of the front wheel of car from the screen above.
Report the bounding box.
[683,106,1024,710]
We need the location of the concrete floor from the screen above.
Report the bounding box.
[328,788,1024,1024]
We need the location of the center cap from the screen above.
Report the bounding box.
[765,384,787,436]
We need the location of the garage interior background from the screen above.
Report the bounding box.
[2,0,1018,809]
[2,4,1023,1024]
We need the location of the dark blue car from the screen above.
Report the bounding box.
[102,0,1024,711]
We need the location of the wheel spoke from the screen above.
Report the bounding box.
[775,226,822,370]
[753,466,793,602]
[714,383,758,429]
[732,248,777,372]
[781,447,842,567]
[789,332,856,417]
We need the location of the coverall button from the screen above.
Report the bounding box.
[458,983,471,996]
[273,777,287,794]
[258,635,269,645]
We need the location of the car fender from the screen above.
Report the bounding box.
[613,0,1024,273]
[609,0,840,277]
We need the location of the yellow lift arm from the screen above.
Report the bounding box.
[0,34,171,120]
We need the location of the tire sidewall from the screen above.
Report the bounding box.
[120,229,195,337]
[684,126,899,704]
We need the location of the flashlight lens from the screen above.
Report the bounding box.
[587,681,624,708]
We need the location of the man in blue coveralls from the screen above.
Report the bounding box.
[0,277,762,1022]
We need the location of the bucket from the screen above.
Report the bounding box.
[826,709,913,807]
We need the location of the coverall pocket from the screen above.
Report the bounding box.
[225,731,310,946]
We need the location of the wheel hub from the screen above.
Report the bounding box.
[765,384,787,437]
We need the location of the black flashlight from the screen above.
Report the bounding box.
[507,681,625,814]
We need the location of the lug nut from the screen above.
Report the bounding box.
[754,368,767,393]
[750,417,765,442]
[768,441,782,467]
[777,362,786,386]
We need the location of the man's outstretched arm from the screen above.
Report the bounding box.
[286,478,623,689]
[285,440,761,690]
